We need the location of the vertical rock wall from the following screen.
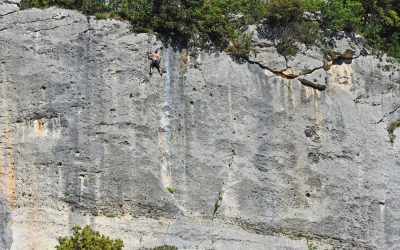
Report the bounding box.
[1,5,400,250]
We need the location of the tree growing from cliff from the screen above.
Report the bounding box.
[56,225,124,250]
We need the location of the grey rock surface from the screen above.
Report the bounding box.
[249,45,288,72]
[0,3,19,16]
[287,46,325,76]
[0,198,12,250]
[325,32,364,59]
[297,68,327,90]
[1,6,400,250]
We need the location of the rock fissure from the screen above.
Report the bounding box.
[27,20,82,33]
[375,105,400,124]
[1,16,54,27]
[0,6,19,17]
[212,64,238,220]
[248,58,328,90]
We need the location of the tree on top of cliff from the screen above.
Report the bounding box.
[20,0,400,58]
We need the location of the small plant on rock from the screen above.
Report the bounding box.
[387,118,400,143]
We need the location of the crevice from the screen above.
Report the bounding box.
[0,16,84,33]
[246,59,287,77]
[375,105,400,124]
[246,45,367,91]
[213,75,236,220]
[2,17,54,27]
[247,58,325,79]
[247,58,327,90]
[212,190,223,219]
[27,20,81,33]
[4,0,21,5]
[0,6,19,17]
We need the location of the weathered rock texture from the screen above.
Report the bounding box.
[1,5,400,250]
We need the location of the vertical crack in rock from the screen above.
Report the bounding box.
[76,21,92,210]
[67,17,102,215]
[159,47,173,192]
[158,47,188,215]
[375,105,400,124]
[83,17,102,214]
[176,51,190,214]
[213,69,235,219]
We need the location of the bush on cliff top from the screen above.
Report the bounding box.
[20,0,400,59]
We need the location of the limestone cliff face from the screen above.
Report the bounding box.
[1,4,400,250]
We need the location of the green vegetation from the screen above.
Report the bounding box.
[166,186,174,194]
[94,12,108,20]
[321,0,400,57]
[213,200,220,217]
[20,0,400,59]
[56,225,123,250]
[388,118,400,143]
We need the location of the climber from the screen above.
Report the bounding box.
[148,49,164,76]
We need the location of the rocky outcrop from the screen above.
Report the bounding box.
[325,32,364,60]
[297,69,327,91]
[247,26,369,90]
[1,4,400,250]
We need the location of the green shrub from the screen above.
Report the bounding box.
[301,21,322,47]
[20,0,48,9]
[95,12,107,19]
[387,118,400,143]
[304,0,324,13]
[321,0,364,32]
[265,0,305,25]
[386,34,400,58]
[226,31,253,62]
[56,225,124,250]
